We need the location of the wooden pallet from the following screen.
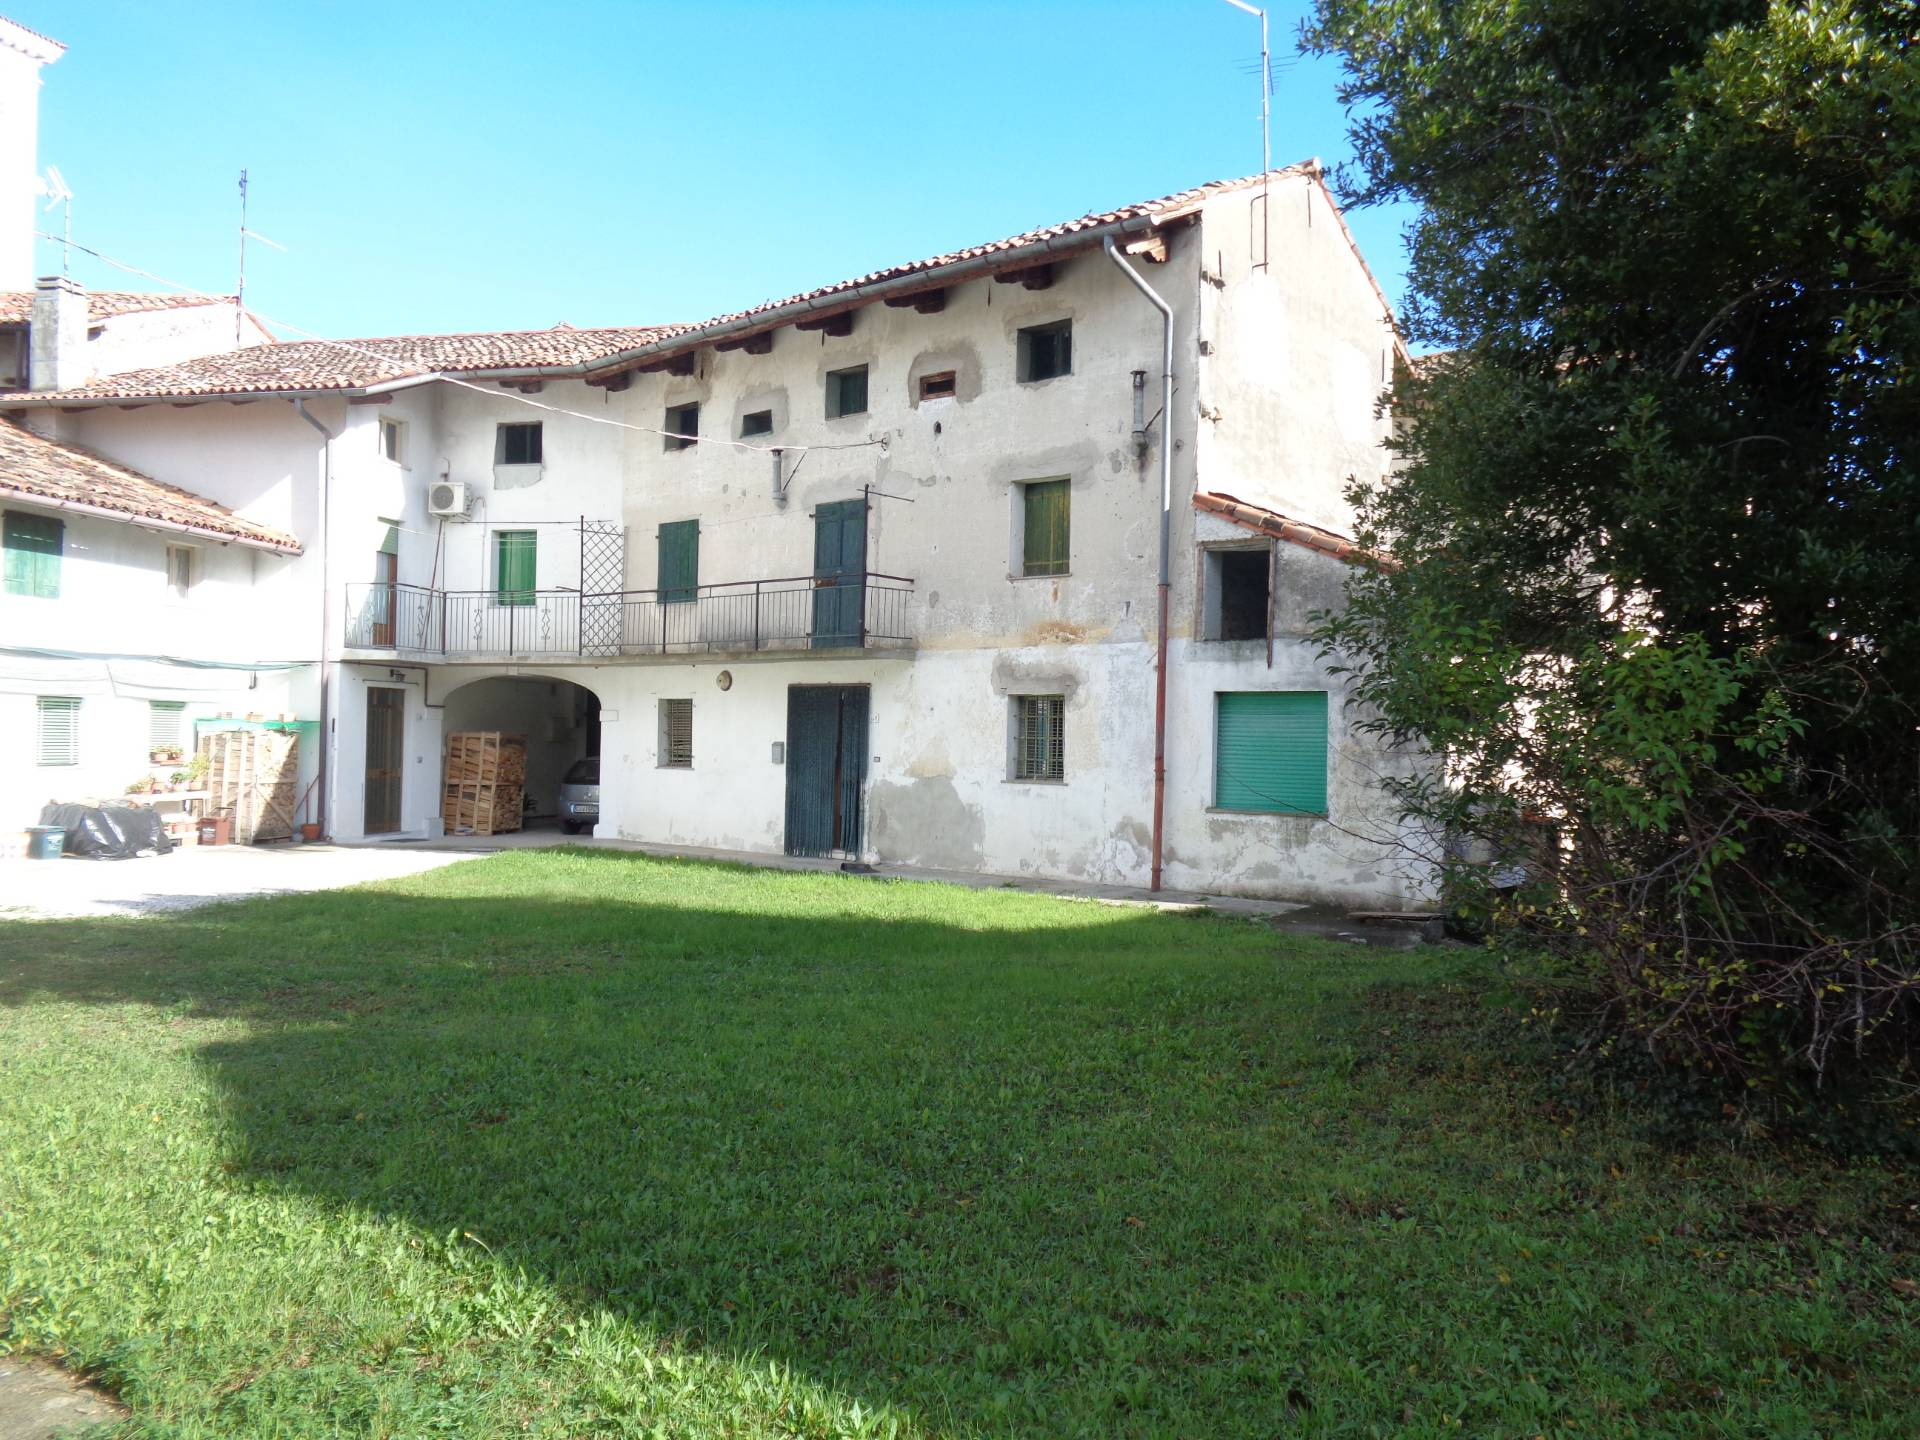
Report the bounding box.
[201,728,300,844]
[442,731,528,835]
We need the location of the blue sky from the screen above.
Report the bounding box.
[21,1,1414,342]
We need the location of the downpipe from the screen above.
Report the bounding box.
[1104,236,1175,892]
[294,399,335,840]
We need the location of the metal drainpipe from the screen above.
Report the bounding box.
[1103,236,1175,892]
[293,399,335,839]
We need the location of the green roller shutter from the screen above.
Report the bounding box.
[1214,691,1328,814]
[4,512,63,598]
[658,519,699,604]
[495,530,536,606]
[1022,479,1070,577]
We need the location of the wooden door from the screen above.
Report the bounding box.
[371,548,398,646]
[363,688,405,835]
[784,685,869,856]
[810,499,867,649]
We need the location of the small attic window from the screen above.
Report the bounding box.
[495,422,542,465]
[741,409,774,437]
[665,402,700,451]
[919,370,957,401]
[1203,546,1271,641]
[826,365,869,419]
[1017,321,1072,382]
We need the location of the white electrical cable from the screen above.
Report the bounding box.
[30,231,888,456]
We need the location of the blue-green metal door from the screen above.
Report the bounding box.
[811,499,867,648]
[784,685,869,856]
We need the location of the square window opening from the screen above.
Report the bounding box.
[826,365,869,419]
[1017,478,1071,578]
[1011,694,1066,783]
[740,408,774,437]
[659,698,693,768]
[918,370,956,401]
[1203,546,1271,641]
[1213,691,1329,815]
[37,695,80,767]
[665,402,700,451]
[1017,320,1073,382]
[495,422,543,466]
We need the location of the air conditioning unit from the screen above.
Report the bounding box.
[427,481,472,518]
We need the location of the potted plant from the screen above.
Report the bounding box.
[149,744,184,765]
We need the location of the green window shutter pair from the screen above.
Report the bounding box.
[494,530,537,606]
[1022,480,1070,577]
[1214,691,1329,814]
[4,512,63,598]
[658,520,699,604]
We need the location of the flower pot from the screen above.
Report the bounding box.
[300,823,323,843]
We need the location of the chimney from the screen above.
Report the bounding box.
[30,273,87,390]
[0,19,67,292]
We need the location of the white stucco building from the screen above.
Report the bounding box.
[2,157,1429,905]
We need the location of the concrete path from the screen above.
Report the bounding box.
[0,1356,123,1438]
[0,843,472,921]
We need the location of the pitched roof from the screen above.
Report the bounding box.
[0,419,302,553]
[4,324,685,403]
[1,161,1396,406]
[0,290,237,327]
[1193,491,1394,570]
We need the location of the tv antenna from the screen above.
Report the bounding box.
[37,166,73,277]
[1221,0,1274,269]
[236,169,286,341]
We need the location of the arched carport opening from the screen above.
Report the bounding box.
[440,675,602,835]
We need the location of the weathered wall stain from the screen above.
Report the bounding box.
[868,776,985,871]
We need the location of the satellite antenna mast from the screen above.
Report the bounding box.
[235,169,285,343]
[39,166,73,277]
[1221,0,1272,270]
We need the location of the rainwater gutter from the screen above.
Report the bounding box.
[1103,236,1175,892]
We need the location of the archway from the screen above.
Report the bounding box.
[440,675,603,836]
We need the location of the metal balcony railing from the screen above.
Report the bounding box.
[343,573,914,659]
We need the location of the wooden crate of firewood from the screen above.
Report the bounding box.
[442,731,527,835]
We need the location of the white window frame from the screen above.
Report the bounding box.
[36,695,80,767]
[378,414,407,466]
[165,543,197,600]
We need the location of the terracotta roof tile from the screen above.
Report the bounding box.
[0,290,237,327]
[0,419,301,553]
[9,324,684,402]
[1193,491,1394,570]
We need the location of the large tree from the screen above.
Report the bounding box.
[1304,0,1919,1087]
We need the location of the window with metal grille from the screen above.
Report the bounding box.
[494,529,536,606]
[1012,694,1065,782]
[664,402,700,451]
[826,365,868,419]
[658,519,699,604]
[37,696,79,766]
[1017,320,1072,382]
[740,408,773,437]
[148,700,186,750]
[495,422,543,465]
[4,511,63,598]
[659,698,693,768]
[1020,478,1070,577]
[1214,691,1328,814]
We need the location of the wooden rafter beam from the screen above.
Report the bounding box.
[883,287,946,314]
[793,310,855,337]
[1123,232,1169,263]
[715,330,774,355]
[993,263,1053,291]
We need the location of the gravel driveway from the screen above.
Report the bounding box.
[0,844,475,920]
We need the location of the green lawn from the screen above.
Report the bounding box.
[1,851,1914,1438]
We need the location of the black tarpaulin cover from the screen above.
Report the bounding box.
[37,802,175,859]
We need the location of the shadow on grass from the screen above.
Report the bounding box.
[2,848,1406,1435]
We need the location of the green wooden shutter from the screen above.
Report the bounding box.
[658,519,699,604]
[1214,691,1328,814]
[495,530,536,606]
[4,512,63,598]
[1022,480,1070,577]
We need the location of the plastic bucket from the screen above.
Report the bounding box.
[26,825,65,860]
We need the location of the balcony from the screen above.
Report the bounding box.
[342,573,915,660]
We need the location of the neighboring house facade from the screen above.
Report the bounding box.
[2,162,1430,906]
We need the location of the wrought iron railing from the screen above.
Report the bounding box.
[344,573,914,658]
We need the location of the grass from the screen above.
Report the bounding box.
[0,849,1915,1438]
